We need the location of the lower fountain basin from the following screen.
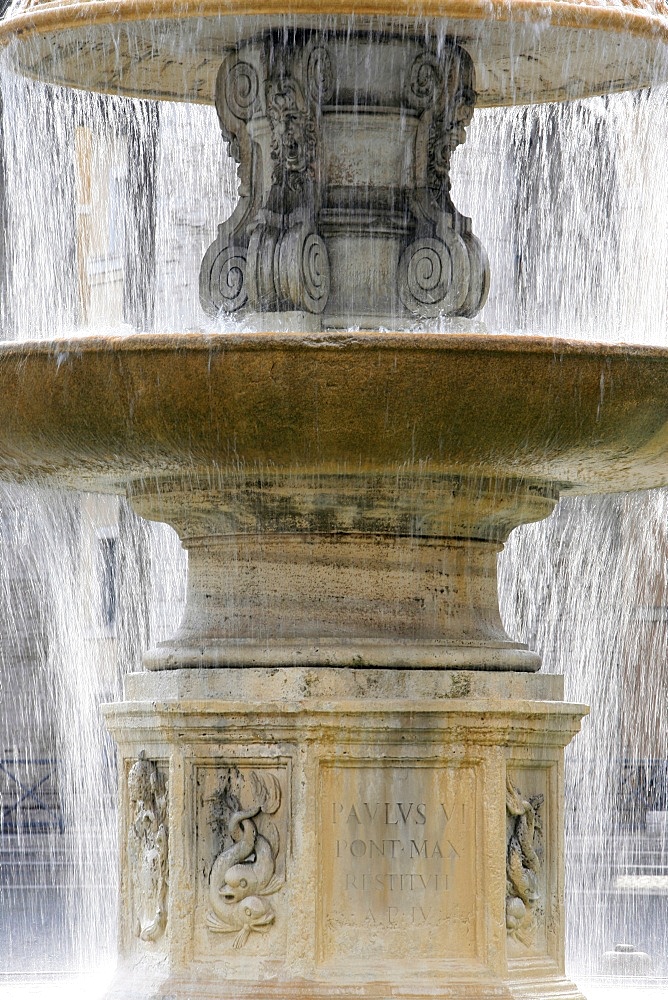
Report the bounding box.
[1,330,667,670]
[0,331,666,494]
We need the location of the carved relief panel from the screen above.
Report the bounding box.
[195,762,290,957]
[318,761,479,965]
[126,752,169,944]
[505,765,554,960]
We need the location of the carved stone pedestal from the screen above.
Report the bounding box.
[104,668,586,1000]
[199,30,489,329]
[128,474,556,673]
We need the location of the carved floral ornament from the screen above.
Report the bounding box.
[127,751,169,943]
[208,768,284,949]
[199,31,489,324]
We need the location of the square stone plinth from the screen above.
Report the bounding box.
[103,668,587,1000]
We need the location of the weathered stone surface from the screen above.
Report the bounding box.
[2,2,667,106]
[127,752,169,943]
[0,332,667,494]
[103,667,587,999]
[123,666,564,703]
[2,332,668,669]
[199,31,488,326]
[130,497,548,671]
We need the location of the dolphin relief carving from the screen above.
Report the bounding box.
[207,768,284,948]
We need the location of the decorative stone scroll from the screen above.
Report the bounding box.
[127,752,168,942]
[402,45,489,319]
[505,777,544,951]
[207,767,284,948]
[200,31,489,327]
[200,33,331,318]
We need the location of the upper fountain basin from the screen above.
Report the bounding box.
[1,0,667,105]
[0,331,667,497]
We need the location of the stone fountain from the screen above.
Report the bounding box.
[1,1,668,997]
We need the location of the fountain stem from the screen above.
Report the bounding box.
[199,31,489,328]
[129,473,555,670]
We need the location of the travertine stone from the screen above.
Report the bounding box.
[2,2,668,107]
[127,753,169,944]
[204,765,287,948]
[103,668,587,1000]
[2,331,668,670]
[320,761,478,962]
[0,1,665,997]
[124,666,564,703]
[505,775,544,956]
[130,476,553,671]
[1,333,667,497]
[199,31,488,326]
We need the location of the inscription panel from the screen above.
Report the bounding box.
[319,762,477,962]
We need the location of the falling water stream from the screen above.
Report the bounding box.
[0,20,666,997]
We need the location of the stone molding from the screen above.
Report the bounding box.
[110,700,587,750]
[124,666,565,703]
[129,474,557,672]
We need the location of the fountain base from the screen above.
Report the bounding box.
[104,668,586,1000]
[129,475,556,672]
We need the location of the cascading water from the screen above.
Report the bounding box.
[0,17,667,998]
[0,77,189,975]
[458,92,668,984]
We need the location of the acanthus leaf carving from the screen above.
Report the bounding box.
[207,767,284,949]
[127,751,168,943]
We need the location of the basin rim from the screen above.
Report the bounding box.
[1,0,667,106]
[1,330,668,499]
[3,328,668,359]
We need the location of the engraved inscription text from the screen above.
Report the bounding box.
[319,764,477,961]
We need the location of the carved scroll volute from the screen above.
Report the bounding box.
[199,50,263,316]
[398,232,470,318]
[401,44,490,319]
[201,35,332,318]
[127,752,169,943]
[244,35,331,315]
[247,219,330,314]
[217,51,262,193]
